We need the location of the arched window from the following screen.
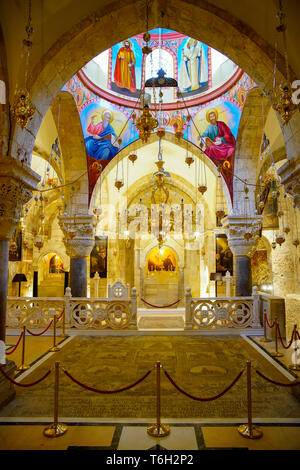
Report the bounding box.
[145,48,174,81]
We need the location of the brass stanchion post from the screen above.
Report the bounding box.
[17,326,30,371]
[271,318,284,358]
[289,325,300,371]
[147,361,170,438]
[49,315,60,352]
[260,309,272,343]
[238,361,263,439]
[44,361,67,437]
[60,309,67,339]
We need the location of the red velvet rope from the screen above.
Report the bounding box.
[63,368,152,394]
[27,320,53,336]
[141,298,181,308]
[5,331,24,355]
[0,365,51,387]
[163,368,244,402]
[255,369,300,387]
[56,308,65,321]
[264,312,276,329]
[276,323,295,350]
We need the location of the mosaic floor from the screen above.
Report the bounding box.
[0,422,300,451]
[2,334,300,420]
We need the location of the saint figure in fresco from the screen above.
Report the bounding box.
[84,110,120,160]
[201,108,236,161]
[180,39,208,92]
[113,39,137,93]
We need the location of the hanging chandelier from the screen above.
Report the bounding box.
[11,0,36,130]
[272,1,297,125]
[135,92,158,143]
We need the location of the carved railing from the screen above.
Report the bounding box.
[6,281,138,330]
[185,287,261,330]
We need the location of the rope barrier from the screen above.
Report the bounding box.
[163,367,245,401]
[264,312,276,329]
[27,320,53,336]
[63,368,152,394]
[0,364,51,387]
[56,308,65,321]
[140,298,181,308]
[5,331,24,355]
[255,368,300,387]
[276,323,296,350]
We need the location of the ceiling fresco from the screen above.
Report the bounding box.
[62,29,256,203]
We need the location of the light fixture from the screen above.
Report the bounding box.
[11,0,35,130]
[272,1,297,124]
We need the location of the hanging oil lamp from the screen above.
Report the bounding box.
[115,180,124,191]
[198,185,207,195]
[129,153,138,164]
[275,234,285,246]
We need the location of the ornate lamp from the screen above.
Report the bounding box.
[272,2,297,125]
[11,0,36,130]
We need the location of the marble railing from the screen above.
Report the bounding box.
[6,282,138,330]
[185,287,261,330]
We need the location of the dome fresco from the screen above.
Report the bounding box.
[62,29,256,203]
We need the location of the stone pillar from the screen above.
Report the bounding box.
[33,270,38,297]
[223,215,263,297]
[277,157,300,209]
[93,272,100,298]
[58,214,95,298]
[0,156,40,408]
[0,157,40,341]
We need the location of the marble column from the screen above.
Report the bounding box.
[58,214,95,297]
[0,156,40,408]
[223,215,263,297]
[0,157,40,341]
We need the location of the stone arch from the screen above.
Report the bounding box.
[234,87,271,214]
[90,131,232,214]
[51,91,89,213]
[10,0,298,175]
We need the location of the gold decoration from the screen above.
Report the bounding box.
[142,45,152,55]
[11,90,35,130]
[272,241,277,249]
[156,127,165,138]
[275,234,285,246]
[115,180,124,191]
[272,82,297,125]
[277,210,284,217]
[216,210,225,219]
[198,185,207,195]
[129,153,137,164]
[175,130,183,140]
[185,156,194,167]
[244,232,253,241]
[135,106,158,143]
[283,226,290,234]
[293,239,300,248]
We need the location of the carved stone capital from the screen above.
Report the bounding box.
[277,157,300,209]
[222,214,263,257]
[0,157,40,239]
[58,213,96,258]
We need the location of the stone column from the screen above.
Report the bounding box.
[58,214,95,297]
[277,156,300,209]
[223,215,263,297]
[0,157,40,408]
[0,157,40,341]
